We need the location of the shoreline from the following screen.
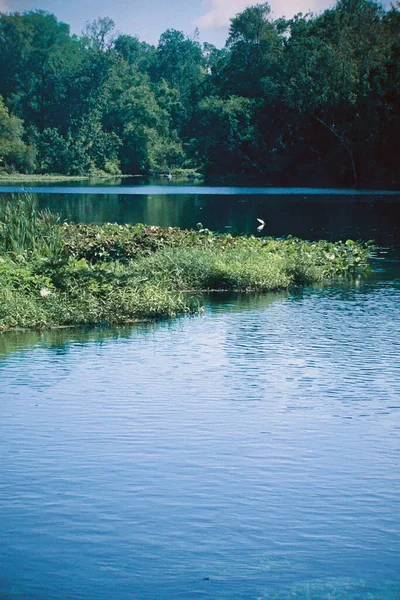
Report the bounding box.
[0,174,397,194]
[0,169,204,183]
[0,173,139,182]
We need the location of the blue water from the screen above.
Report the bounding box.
[1,253,400,599]
[0,184,399,195]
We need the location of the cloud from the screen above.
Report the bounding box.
[196,0,251,30]
[270,0,334,18]
[196,0,334,30]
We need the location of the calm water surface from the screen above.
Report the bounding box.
[0,185,400,599]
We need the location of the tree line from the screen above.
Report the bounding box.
[0,0,398,186]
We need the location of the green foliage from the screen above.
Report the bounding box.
[62,222,209,262]
[276,0,400,185]
[225,3,283,98]
[195,95,261,174]
[36,118,122,175]
[0,287,49,329]
[0,11,79,132]
[100,60,183,172]
[0,258,53,293]
[155,29,204,106]
[0,1,398,184]
[83,17,116,51]
[61,220,371,278]
[0,96,35,172]
[129,246,292,291]
[0,193,64,258]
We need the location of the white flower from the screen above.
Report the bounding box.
[40,288,52,297]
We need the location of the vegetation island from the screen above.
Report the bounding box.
[0,194,372,331]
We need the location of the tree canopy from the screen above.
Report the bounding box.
[0,2,398,186]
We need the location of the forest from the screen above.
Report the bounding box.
[0,0,399,187]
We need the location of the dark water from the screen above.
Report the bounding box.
[0,186,400,599]
[0,182,399,244]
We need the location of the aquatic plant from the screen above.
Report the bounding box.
[0,193,64,259]
[61,221,372,279]
[0,197,373,331]
[129,247,292,291]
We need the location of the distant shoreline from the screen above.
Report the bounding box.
[0,172,398,192]
[0,173,138,182]
[0,171,205,185]
[0,184,399,196]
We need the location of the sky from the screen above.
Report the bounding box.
[0,0,387,46]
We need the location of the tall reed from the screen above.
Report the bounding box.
[0,193,63,259]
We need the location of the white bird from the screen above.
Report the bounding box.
[257,218,265,232]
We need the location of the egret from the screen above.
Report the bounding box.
[257,218,265,232]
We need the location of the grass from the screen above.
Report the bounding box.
[0,173,139,182]
[128,247,292,291]
[0,193,64,258]
[0,193,373,332]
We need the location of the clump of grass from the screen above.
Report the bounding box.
[129,247,292,291]
[0,193,64,260]
[0,288,49,330]
[0,252,200,331]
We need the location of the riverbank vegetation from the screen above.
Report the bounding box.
[0,0,399,187]
[0,194,372,331]
[0,173,130,182]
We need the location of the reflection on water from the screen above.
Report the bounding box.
[0,293,286,361]
[0,258,399,600]
[0,325,153,361]
[30,191,400,246]
[0,184,400,244]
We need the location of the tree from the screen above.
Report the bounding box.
[0,11,81,131]
[36,116,121,176]
[194,95,262,175]
[221,3,283,97]
[281,0,395,185]
[155,29,204,105]
[83,17,116,51]
[0,96,35,172]
[101,59,183,172]
[0,2,398,183]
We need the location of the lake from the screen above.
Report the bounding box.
[0,184,399,600]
